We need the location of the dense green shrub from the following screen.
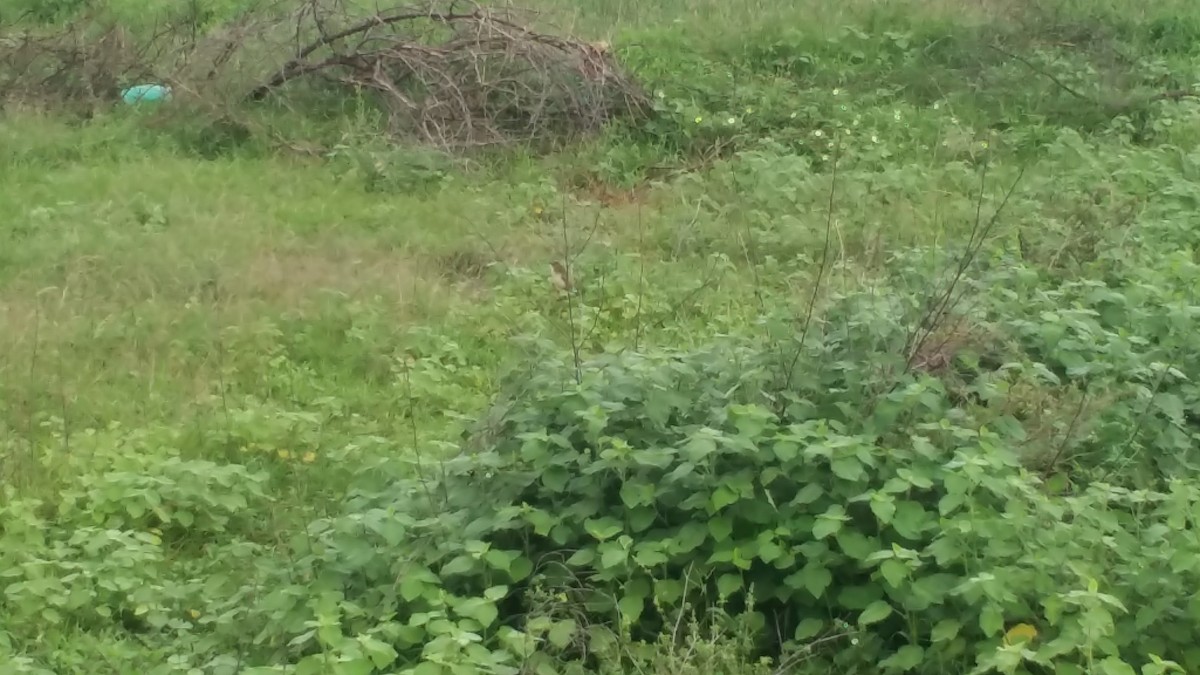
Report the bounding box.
[259,275,1200,673]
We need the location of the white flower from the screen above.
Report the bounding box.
[933,101,941,110]
[832,88,841,96]
[893,110,902,121]
[813,129,824,138]
[871,134,879,143]
[727,116,737,125]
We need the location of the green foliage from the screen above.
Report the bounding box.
[9,0,1200,673]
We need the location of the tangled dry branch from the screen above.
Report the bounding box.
[0,0,649,149]
[246,3,648,147]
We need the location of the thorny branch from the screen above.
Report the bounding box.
[0,0,648,149]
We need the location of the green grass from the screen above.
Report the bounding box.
[7,0,1200,672]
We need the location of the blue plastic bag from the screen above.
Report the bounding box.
[121,84,172,104]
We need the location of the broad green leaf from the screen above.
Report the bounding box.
[666,462,696,483]
[793,483,824,504]
[980,603,1004,637]
[800,563,832,599]
[794,617,824,641]
[541,466,569,492]
[566,549,595,567]
[618,594,644,623]
[774,441,799,462]
[880,645,924,672]
[896,467,934,489]
[455,597,498,628]
[599,542,628,570]
[655,579,684,605]
[831,456,865,482]
[708,516,733,542]
[891,501,931,539]
[1097,657,1137,675]
[630,447,675,469]
[524,509,558,536]
[484,549,516,573]
[547,619,576,649]
[717,573,743,598]
[584,517,623,541]
[358,635,398,669]
[812,517,841,539]
[672,522,707,553]
[930,618,961,642]
[870,495,896,524]
[684,434,717,461]
[858,600,893,626]
[938,492,965,516]
[509,556,533,582]
[295,654,327,675]
[620,481,655,508]
[411,661,447,675]
[757,538,784,564]
[628,507,657,533]
[395,624,425,645]
[440,555,476,577]
[399,575,429,601]
[634,545,669,567]
[1044,473,1070,494]
[879,559,908,588]
[332,659,373,675]
[812,506,847,539]
[710,485,739,511]
[836,530,876,560]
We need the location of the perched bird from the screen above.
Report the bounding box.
[549,261,572,293]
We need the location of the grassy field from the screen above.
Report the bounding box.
[6,0,1200,673]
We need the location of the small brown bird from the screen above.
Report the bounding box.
[549,261,572,293]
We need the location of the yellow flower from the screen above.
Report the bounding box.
[694,116,703,124]
[188,609,201,620]
[1004,623,1038,645]
[277,449,292,460]
[302,451,317,464]
[745,106,753,114]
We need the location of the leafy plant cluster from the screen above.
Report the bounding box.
[573,1,1200,189]
[175,262,1199,675]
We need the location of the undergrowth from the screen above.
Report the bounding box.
[5,0,1200,673]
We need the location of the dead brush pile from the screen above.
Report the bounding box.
[0,0,649,149]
